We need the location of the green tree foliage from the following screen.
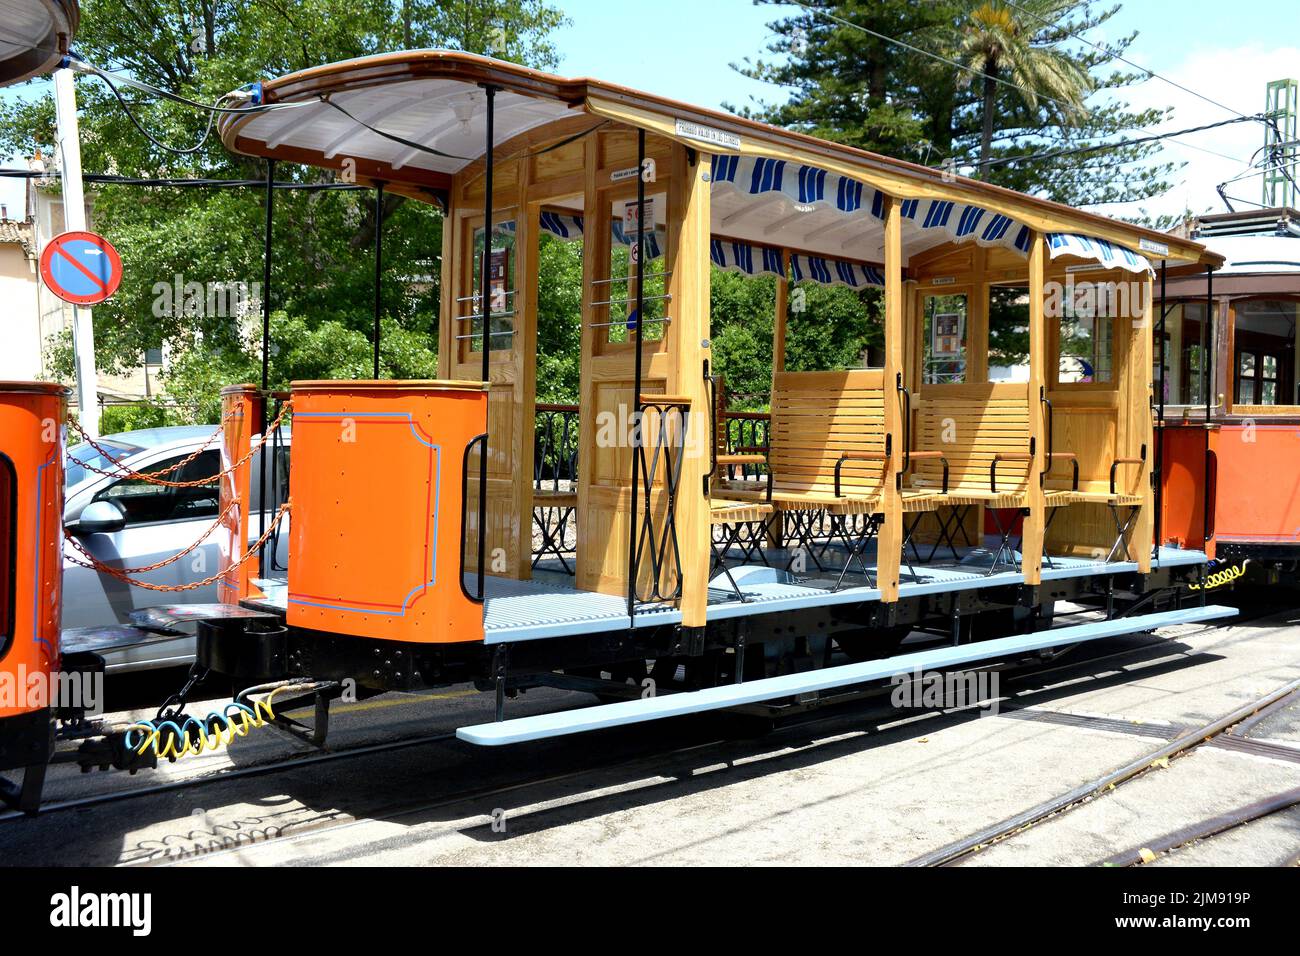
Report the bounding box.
[734,0,1179,213]
[1,0,566,420]
[709,270,882,410]
[955,0,1091,171]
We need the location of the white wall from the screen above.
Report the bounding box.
[0,244,42,380]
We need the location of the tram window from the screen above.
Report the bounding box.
[604,195,667,345]
[922,293,968,384]
[468,221,516,354]
[91,450,220,526]
[1233,299,1297,407]
[1057,312,1114,385]
[0,454,14,657]
[988,285,1030,383]
[1179,302,1207,404]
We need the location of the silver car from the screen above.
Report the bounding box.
[63,425,290,672]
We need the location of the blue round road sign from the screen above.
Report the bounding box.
[38,230,123,306]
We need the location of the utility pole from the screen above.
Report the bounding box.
[53,64,100,437]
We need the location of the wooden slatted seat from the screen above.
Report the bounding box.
[911,386,1034,502]
[909,384,1034,570]
[1041,443,1147,562]
[708,498,774,601]
[712,370,890,585]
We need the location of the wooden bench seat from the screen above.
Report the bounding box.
[714,370,889,512]
[911,385,1035,505]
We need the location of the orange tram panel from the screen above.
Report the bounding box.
[0,382,67,781]
[285,380,489,644]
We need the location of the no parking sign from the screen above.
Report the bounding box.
[39,230,123,306]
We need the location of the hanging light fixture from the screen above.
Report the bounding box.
[0,0,79,88]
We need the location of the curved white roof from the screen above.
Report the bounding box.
[1200,234,1300,276]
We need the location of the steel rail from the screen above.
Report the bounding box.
[0,611,1258,827]
[905,679,1300,867]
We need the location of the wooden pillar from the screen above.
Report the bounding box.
[574,131,600,592]
[1131,271,1155,571]
[1021,233,1047,585]
[765,249,791,550]
[671,146,713,627]
[514,161,538,579]
[436,198,457,379]
[877,196,904,603]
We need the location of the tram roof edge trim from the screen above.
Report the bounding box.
[221,50,1220,269]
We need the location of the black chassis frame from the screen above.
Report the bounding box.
[197,561,1202,697]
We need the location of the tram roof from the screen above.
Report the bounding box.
[0,0,77,87]
[220,49,1221,271]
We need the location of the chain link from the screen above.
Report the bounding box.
[156,663,212,720]
[63,505,290,592]
[67,400,293,489]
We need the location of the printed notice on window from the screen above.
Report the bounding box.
[674,119,741,151]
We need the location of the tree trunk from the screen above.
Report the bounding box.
[979,68,998,177]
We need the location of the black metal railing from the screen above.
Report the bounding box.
[532,403,579,572]
[534,403,579,489]
[632,398,689,605]
[721,410,769,482]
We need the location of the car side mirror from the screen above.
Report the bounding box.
[68,500,127,535]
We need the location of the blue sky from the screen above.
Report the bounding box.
[3,1,1295,218]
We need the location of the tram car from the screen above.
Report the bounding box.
[1,51,1235,810]
[1153,206,1300,587]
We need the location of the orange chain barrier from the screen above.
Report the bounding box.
[63,498,238,575]
[63,505,290,592]
[67,400,293,488]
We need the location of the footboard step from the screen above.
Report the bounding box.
[457,604,1236,746]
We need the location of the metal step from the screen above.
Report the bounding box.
[457,604,1237,746]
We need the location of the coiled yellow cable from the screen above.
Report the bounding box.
[126,685,298,761]
[1188,562,1246,591]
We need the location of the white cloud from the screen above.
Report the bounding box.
[1088,44,1300,221]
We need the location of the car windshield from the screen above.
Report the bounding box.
[65,439,143,487]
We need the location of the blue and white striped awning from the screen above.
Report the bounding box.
[790,254,884,288]
[1047,233,1152,274]
[710,239,785,278]
[609,219,665,261]
[712,155,1152,272]
[535,210,666,260]
[539,210,584,240]
[712,155,1033,258]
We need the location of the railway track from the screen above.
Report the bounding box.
[126,626,1237,866]
[905,679,1300,867]
[0,622,1199,827]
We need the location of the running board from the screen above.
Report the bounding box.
[457,604,1236,746]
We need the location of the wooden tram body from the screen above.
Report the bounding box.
[0,52,1236,801]
[1151,208,1300,584]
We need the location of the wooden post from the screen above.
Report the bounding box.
[436,200,457,379]
[1131,271,1155,571]
[765,249,790,548]
[877,196,904,603]
[514,160,538,579]
[672,147,713,627]
[1021,232,1048,585]
[574,132,600,590]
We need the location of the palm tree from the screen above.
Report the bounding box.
[957,0,1093,175]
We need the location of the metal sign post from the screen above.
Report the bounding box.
[52,64,100,437]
